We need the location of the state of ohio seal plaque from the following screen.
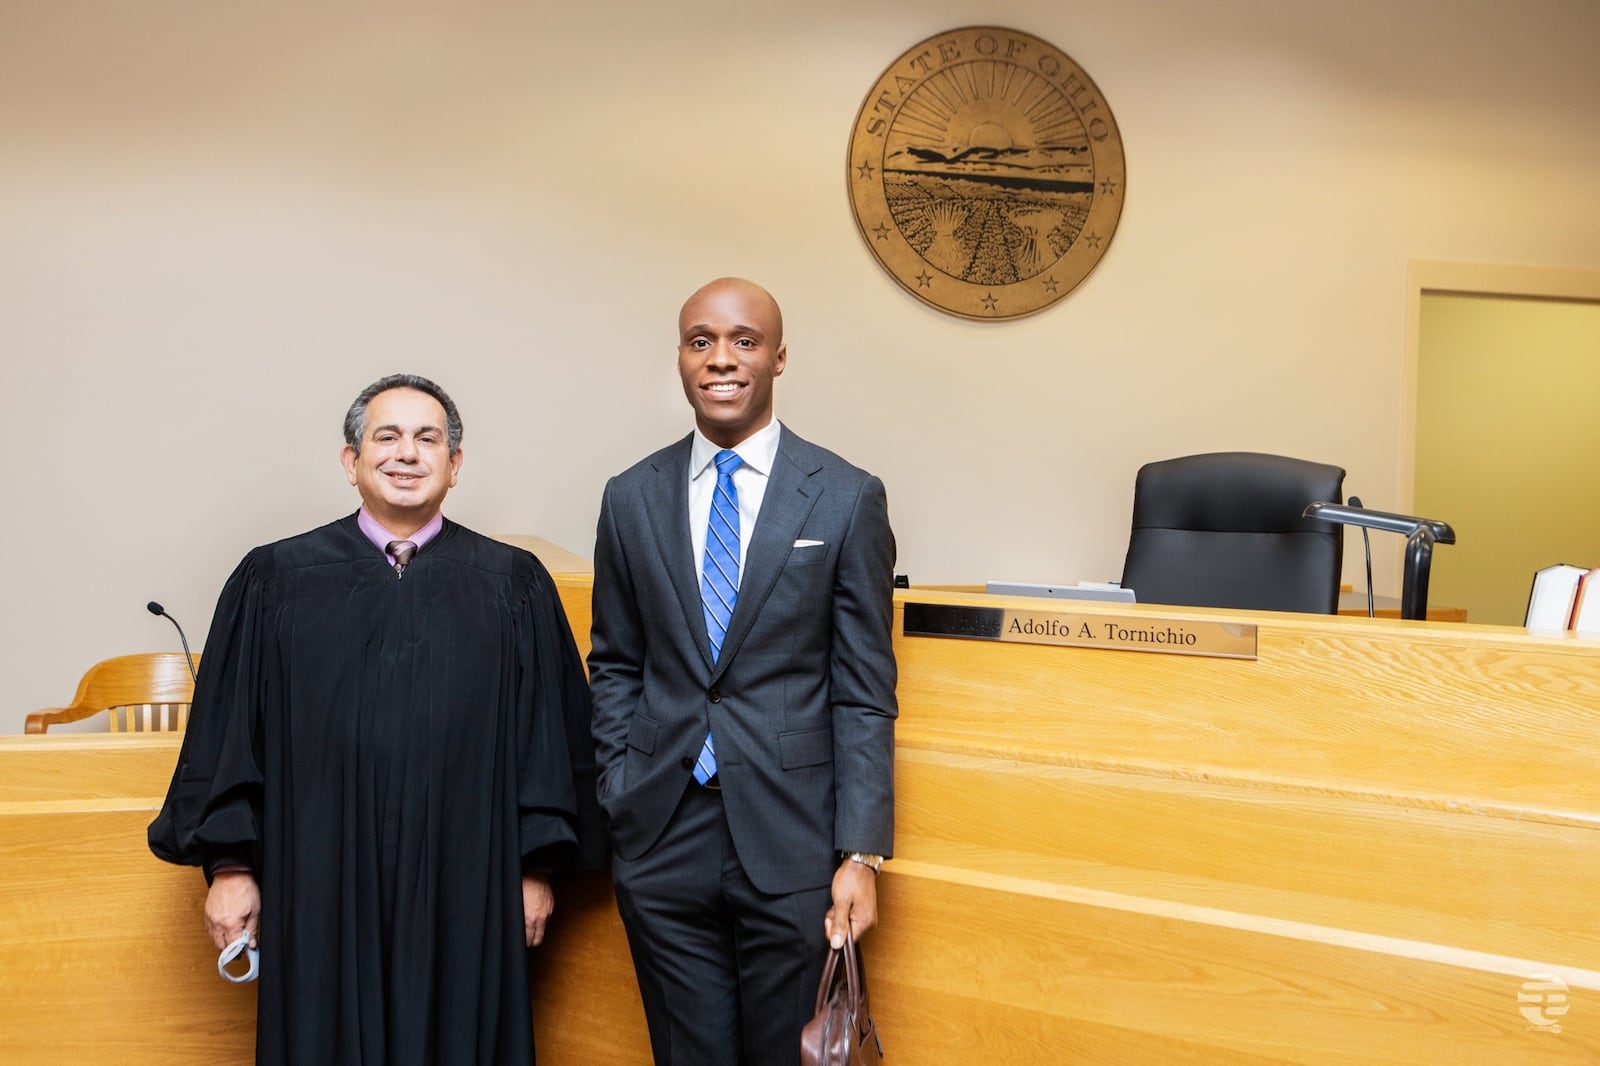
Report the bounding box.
[847,27,1125,320]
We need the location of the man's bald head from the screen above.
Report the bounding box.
[679,277,784,348]
[676,276,788,449]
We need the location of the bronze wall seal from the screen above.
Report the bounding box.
[847,27,1125,320]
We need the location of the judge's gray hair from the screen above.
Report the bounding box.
[344,374,464,456]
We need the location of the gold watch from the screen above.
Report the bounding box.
[844,851,884,872]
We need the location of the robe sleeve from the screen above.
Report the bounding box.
[515,558,609,873]
[147,550,269,880]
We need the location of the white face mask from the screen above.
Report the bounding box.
[217,928,260,984]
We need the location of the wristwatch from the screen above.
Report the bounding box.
[844,851,884,873]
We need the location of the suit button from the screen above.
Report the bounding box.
[680,755,694,770]
[708,688,722,703]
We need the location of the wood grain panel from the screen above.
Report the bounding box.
[0,733,179,811]
[896,748,1600,966]
[872,865,1599,1064]
[0,737,649,1066]
[888,591,1600,819]
[525,871,653,1064]
[8,580,1600,1063]
[0,808,258,1064]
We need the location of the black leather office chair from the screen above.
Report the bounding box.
[1119,452,1346,614]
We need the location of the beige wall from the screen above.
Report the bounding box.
[4,0,1599,731]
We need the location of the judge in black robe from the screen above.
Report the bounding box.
[150,375,601,1066]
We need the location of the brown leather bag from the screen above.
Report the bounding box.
[799,933,884,1066]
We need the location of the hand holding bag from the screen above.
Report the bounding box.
[799,932,884,1066]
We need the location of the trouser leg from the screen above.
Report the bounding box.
[727,861,832,1065]
[612,782,833,1066]
[613,783,740,1066]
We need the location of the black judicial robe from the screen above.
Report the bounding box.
[149,514,604,1066]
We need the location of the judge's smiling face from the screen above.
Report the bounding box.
[340,387,462,536]
[677,277,787,449]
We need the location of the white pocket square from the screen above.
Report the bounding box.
[793,539,824,548]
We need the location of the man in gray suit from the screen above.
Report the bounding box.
[589,277,897,1065]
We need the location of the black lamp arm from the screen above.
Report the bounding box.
[1301,502,1457,622]
[1302,502,1455,544]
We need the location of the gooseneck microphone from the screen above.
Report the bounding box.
[1347,496,1375,618]
[147,601,199,683]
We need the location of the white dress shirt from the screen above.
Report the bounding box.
[688,419,782,585]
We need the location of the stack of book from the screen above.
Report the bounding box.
[1526,563,1600,633]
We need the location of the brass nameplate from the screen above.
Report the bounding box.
[902,602,1257,660]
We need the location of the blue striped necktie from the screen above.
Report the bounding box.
[695,449,743,784]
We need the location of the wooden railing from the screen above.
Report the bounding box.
[0,733,651,1065]
[4,579,1598,1063]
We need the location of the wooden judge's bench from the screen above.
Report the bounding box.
[4,568,1599,1063]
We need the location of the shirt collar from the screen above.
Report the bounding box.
[357,507,445,557]
[690,419,782,482]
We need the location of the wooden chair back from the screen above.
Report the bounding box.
[24,653,199,734]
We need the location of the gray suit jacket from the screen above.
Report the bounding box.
[589,427,897,894]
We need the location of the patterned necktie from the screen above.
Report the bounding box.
[387,540,417,579]
[695,449,742,784]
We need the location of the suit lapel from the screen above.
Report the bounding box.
[713,433,822,679]
[640,437,711,665]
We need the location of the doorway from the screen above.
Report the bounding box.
[1406,262,1600,626]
